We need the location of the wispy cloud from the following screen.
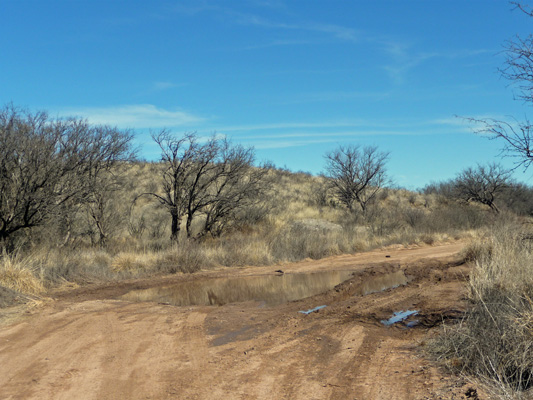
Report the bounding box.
[209,117,472,151]
[238,124,469,150]
[280,90,391,104]
[247,129,426,139]
[161,2,220,17]
[432,114,508,128]
[310,22,359,42]
[230,11,359,43]
[58,104,204,129]
[167,2,359,44]
[380,40,437,84]
[213,120,377,133]
[248,0,287,9]
[211,117,475,137]
[252,138,337,150]
[379,38,494,84]
[383,53,436,84]
[152,81,181,91]
[240,39,320,50]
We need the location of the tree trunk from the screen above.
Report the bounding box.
[170,209,180,242]
[489,202,500,213]
[186,213,193,238]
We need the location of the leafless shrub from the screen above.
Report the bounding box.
[307,180,330,207]
[154,243,215,274]
[403,208,427,229]
[429,225,533,395]
[146,131,271,242]
[454,163,512,213]
[499,182,533,216]
[425,205,488,233]
[83,169,129,246]
[148,214,168,240]
[366,205,406,237]
[324,145,389,214]
[128,213,146,239]
[0,104,135,249]
[269,223,354,261]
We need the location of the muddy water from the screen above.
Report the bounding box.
[354,270,408,296]
[121,270,354,307]
[121,269,409,307]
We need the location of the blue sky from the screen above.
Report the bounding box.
[1,0,533,188]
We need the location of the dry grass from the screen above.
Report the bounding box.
[1,162,530,399]
[111,252,159,273]
[0,164,495,302]
[428,218,533,398]
[0,253,44,295]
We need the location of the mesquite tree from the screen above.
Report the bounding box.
[147,131,198,242]
[324,145,389,214]
[148,131,269,242]
[199,142,269,238]
[0,104,135,247]
[453,163,512,213]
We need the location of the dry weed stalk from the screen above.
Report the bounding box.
[0,252,44,295]
[430,222,533,398]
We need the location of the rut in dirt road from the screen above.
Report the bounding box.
[0,242,481,400]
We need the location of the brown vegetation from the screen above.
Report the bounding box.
[2,105,533,399]
[0,159,499,297]
[429,218,533,398]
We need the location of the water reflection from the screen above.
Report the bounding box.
[121,269,409,307]
[355,270,408,296]
[121,270,354,306]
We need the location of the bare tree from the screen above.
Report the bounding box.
[84,168,128,245]
[199,142,270,238]
[147,131,269,242]
[501,3,533,102]
[469,4,533,169]
[467,117,533,170]
[182,136,223,238]
[145,131,197,241]
[453,163,512,213]
[0,104,135,247]
[324,145,389,214]
[500,181,533,215]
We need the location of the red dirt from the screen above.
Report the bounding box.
[0,242,485,399]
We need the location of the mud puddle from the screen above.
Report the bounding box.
[354,270,408,296]
[121,268,410,307]
[121,270,354,306]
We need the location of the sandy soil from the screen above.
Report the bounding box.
[0,242,485,400]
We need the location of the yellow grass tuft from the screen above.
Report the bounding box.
[111,252,159,272]
[0,254,44,295]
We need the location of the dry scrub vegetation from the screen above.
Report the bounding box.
[4,162,533,398]
[429,218,533,399]
[2,109,533,400]
[0,159,502,298]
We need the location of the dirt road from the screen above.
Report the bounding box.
[0,242,480,399]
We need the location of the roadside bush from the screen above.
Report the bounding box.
[154,243,214,274]
[0,253,43,295]
[429,224,533,396]
[425,204,488,233]
[269,223,352,261]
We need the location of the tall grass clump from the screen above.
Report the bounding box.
[0,252,44,295]
[430,219,533,398]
